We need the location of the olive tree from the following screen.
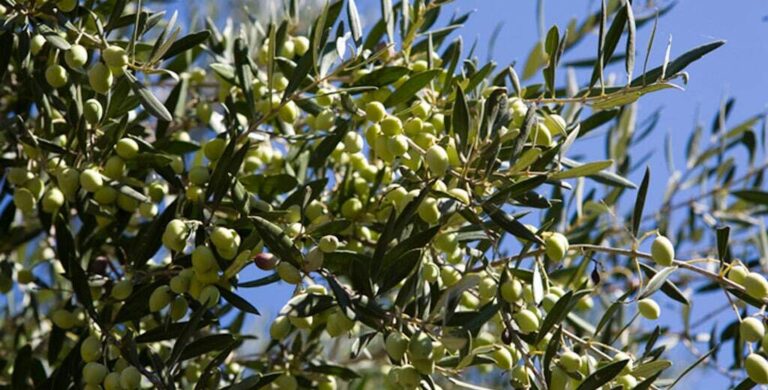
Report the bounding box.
[0,0,766,389]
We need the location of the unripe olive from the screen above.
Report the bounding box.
[615,374,637,389]
[111,279,133,301]
[341,197,363,218]
[542,293,560,312]
[637,298,661,320]
[501,279,523,303]
[277,262,302,284]
[422,262,439,283]
[79,169,103,193]
[148,181,167,203]
[52,309,76,329]
[198,285,220,308]
[545,232,569,262]
[543,114,567,135]
[82,362,108,385]
[115,138,139,160]
[728,263,749,285]
[746,353,768,384]
[104,372,121,390]
[417,198,440,225]
[83,99,103,124]
[315,109,335,130]
[170,275,190,294]
[425,144,449,177]
[31,35,46,55]
[196,101,213,123]
[477,277,497,302]
[274,374,298,390]
[103,156,126,179]
[408,332,433,360]
[270,315,291,339]
[745,272,768,300]
[385,332,409,361]
[204,138,227,161]
[170,295,188,321]
[387,135,409,156]
[317,235,339,253]
[278,101,299,123]
[397,365,421,389]
[7,167,32,185]
[119,366,142,389]
[102,45,128,68]
[511,365,531,388]
[614,352,634,374]
[650,235,675,267]
[317,376,337,390]
[192,246,217,274]
[57,0,78,12]
[188,166,210,186]
[65,44,88,69]
[80,335,102,362]
[441,266,461,287]
[116,193,139,212]
[45,65,68,88]
[365,101,387,123]
[514,309,539,334]
[149,285,172,312]
[380,116,403,136]
[170,155,185,174]
[491,347,513,369]
[13,188,36,212]
[561,350,581,373]
[411,100,431,119]
[529,122,552,146]
[304,247,324,272]
[139,202,157,218]
[88,62,113,94]
[741,317,766,342]
[293,36,310,56]
[93,186,117,205]
[412,358,435,375]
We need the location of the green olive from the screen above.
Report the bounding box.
[417,198,440,225]
[13,188,36,213]
[204,138,227,161]
[650,235,675,267]
[115,138,139,160]
[45,65,68,88]
[380,116,403,136]
[514,309,539,334]
[149,285,172,312]
[103,156,126,179]
[57,0,78,12]
[191,246,218,274]
[365,101,387,123]
[501,279,523,303]
[170,295,188,321]
[51,309,76,329]
[82,362,108,385]
[103,372,121,390]
[79,169,103,193]
[88,62,113,94]
[277,262,302,284]
[270,315,291,339]
[198,285,220,308]
[561,350,581,373]
[119,366,142,389]
[341,197,363,218]
[80,335,102,362]
[425,144,449,177]
[65,44,88,68]
[638,298,661,320]
[746,353,768,384]
[83,99,103,124]
[745,272,768,300]
[111,279,133,301]
[545,232,569,262]
[741,317,766,342]
[102,45,128,68]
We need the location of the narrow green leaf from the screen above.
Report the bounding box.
[452,84,470,151]
[639,263,689,305]
[347,0,363,43]
[576,359,628,390]
[125,72,173,121]
[631,40,725,86]
[631,167,650,237]
[353,66,409,87]
[639,266,677,299]
[552,160,613,180]
[383,69,440,107]
[624,0,636,82]
[179,334,236,361]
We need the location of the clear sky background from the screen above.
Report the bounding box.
[229,1,768,388]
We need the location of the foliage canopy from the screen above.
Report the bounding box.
[0,0,767,389]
